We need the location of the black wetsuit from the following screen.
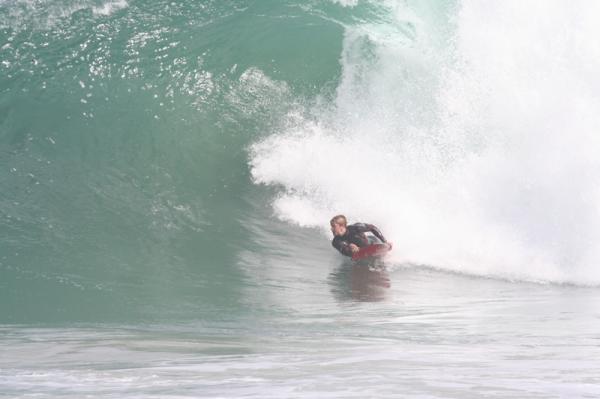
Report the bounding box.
[332,223,387,257]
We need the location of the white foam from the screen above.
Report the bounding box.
[251,1,600,285]
[92,0,128,16]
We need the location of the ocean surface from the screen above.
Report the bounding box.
[2,0,600,397]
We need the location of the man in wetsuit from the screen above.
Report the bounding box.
[330,214,391,257]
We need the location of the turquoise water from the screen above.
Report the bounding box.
[2,0,600,397]
[1,0,347,323]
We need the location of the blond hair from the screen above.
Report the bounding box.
[330,214,347,227]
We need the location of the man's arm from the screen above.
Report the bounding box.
[332,239,354,257]
[354,223,387,243]
[365,223,387,243]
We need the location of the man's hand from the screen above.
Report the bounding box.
[349,244,360,253]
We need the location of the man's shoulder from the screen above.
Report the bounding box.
[331,235,344,247]
[348,222,367,231]
[332,234,345,243]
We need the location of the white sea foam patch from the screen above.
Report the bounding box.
[251,0,600,285]
[92,0,128,16]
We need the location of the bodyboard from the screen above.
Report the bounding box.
[351,243,391,261]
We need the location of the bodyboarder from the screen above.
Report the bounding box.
[330,214,391,257]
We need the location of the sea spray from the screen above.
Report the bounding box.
[250,0,600,285]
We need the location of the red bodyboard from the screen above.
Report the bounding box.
[351,243,391,261]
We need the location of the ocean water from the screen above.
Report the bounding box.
[1,0,600,397]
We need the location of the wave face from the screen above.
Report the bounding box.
[250,0,600,285]
[0,0,345,322]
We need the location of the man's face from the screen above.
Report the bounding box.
[331,222,347,237]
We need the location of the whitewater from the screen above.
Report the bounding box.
[1,0,600,398]
[251,1,600,285]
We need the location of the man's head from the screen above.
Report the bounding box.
[330,214,347,237]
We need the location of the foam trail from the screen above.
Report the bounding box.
[250,0,600,285]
